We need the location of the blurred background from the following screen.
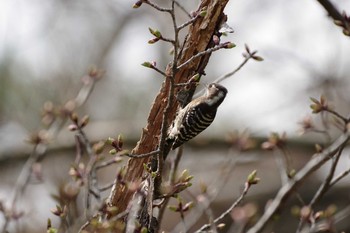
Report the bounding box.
[0,0,350,232]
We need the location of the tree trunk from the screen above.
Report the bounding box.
[106,0,230,228]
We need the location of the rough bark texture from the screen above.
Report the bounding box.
[107,0,230,221]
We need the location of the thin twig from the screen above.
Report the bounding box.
[126,150,161,158]
[76,129,100,212]
[177,44,228,70]
[296,148,344,233]
[172,149,239,232]
[99,183,115,192]
[74,135,84,164]
[144,0,172,12]
[325,109,348,124]
[195,182,251,233]
[160,36,176,44]
[309,148,343,206]
[158,147,183,222]
[329,167,350,188]
[198,194,218,233]
[177,15,199,31]
[95,157,123,170]
[174,0,191,18]
[194,52,254,98]
[213,54,253,84]
[150,66,169,78]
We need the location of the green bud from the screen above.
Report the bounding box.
[168,205,179,212]
[247,170,260,185]
[141,61,153,68]
[109,149,117,155]
[133,1,142,8]
[199,10,207,17]
[148,27,162,38]
[107,137,115,145]
[224,42,236,49]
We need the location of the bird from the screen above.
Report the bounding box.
[165,83,228,154]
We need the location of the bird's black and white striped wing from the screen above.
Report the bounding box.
[172,101,217,149]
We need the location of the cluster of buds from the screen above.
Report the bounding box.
[168,196,194,214]
[148,27,162,44]
[26,130,49,145]
[107,134,125,155]
[261,132,287,151]
[50,204,68,218]
[68,163,86,186]
[68,113,89,131]
[291,204,337,231]
[42,100,76,126]
[243,44,264,61]
[310,95,329,114]
[246,170,260,186]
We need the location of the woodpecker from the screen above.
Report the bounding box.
[166,83,228,152]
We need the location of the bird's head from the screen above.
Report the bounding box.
[205,83,228,107]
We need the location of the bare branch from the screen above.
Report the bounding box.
[158,147,183,222]
[247,130,350,233]
[144,0,172,13]
[174,0,191,18]
[309,148,343,206]
[177,43,233,70]
[325,108,348,124]
[95,157,123,170]
[329,167,350,188]
[213,52,254,84]
[177,15,200,31]
[296,147,344,233]
[125,150,161,158]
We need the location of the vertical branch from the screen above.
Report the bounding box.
[106,0,231,222]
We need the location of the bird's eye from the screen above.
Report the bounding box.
[208,83,215,88]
